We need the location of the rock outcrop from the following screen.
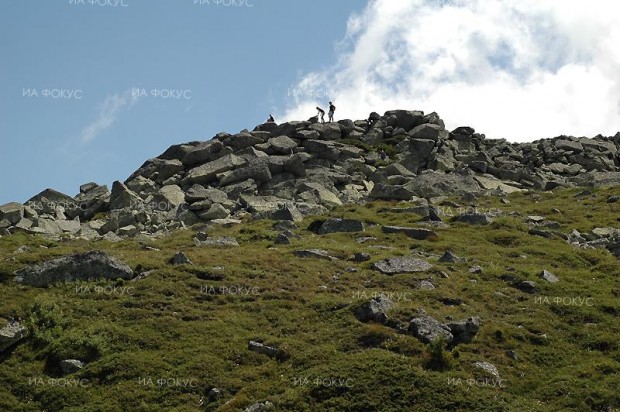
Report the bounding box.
[14,251,134,287]
[1,110,618,241]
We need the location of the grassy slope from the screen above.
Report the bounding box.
[0,186,619,412]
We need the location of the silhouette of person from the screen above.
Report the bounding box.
[316,107,325,123]
[267,114,275,123]
[328,101,336,122]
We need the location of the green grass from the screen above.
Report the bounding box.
[1,186,619,411]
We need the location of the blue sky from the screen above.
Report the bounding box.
[0,0,365,204]
[2,0,619,205]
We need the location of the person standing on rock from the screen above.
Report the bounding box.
[328,101,336,122]
[316,107,325,123]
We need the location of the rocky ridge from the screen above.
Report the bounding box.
[1,109,618,242]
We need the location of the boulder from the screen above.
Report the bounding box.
[381,225,439,241]
[184,154,245,185]
[248,341,279,358]
[169,252,193,265]
[14,251,134,287]
[355,297,395,324]
[408,314,453,344]
[293,249,337,261]
[409,123,448,141]
[446,317,480,344]
[373,257,433,274]
[0,202,24,225]
[453,213,493,225]
[0,322,29,352]
[244,401,274,412]
[151,185,186,210]
[474,361,500,379]
[540,270,559,283]
[181,140,225,166]
[25,188,76,216]
[60,359,85,375]
[109,181,142,211]
[517,280,538,294]
[318,218,365,234]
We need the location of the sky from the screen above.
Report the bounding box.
[1,0,619,205]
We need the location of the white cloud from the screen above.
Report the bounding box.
[280,0,620,141]
[80,89,139,143]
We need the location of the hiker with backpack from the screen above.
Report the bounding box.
[316,107,325,123]
[328,101,336,122]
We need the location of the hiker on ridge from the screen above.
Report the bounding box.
[328,101,336,122]
[267,114,275,123]
[316,107,325,123]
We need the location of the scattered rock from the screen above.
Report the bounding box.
[408,313,453,344]
[540,270,559,283]
[248,341,279,358]
[350,252,371,263]
[355,297,395,324]
[474,361,500,379]
[169,252,193,266]
[453,213,493,225]
[420,280,436,290]
[517,280,538,294]
[244,401,274,412]
[318,218,364,234]
[14,251,134,287]
[381,225,439,241]
[372,257,433,274]
[194,236,239,247]
[293,249,337,261]
[0,322,29,352]
[446,317,480,345]
[60,359,85,375]
[438,251,465,263]
[469,265,483,274]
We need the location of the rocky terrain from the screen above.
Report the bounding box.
[1,110,618,242]
[0,110,619,411]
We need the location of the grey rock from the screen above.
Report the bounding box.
[369,184,415,200]
[408,314,453,344]
[350,252,371,262]
[14,251,134,287]
[274,233,290,244]
[293,249,337,261]
[355,296,395,324]
[0,322,29,352]
[540,270,559,283]
[181,140,225,166]
[169,252,193,265]
[197,204,230,221]
[244,401,274,412]
[248,341,279,358]
[469,265,483,274]
[60,359,85,375]
[474,361,500,379]
[420,280,435,290]
[373,257,433,274]
[382,225,439,241]
[318,218,364,234]
[409,123,448,141]
[446,317,480,344]
[453,213,492,225]
[194,236,239,247]
[109,181,142,211]
[439,251,465,263]
[517,280,538,294]
[0,202,24,225]
[184,154,245,185]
